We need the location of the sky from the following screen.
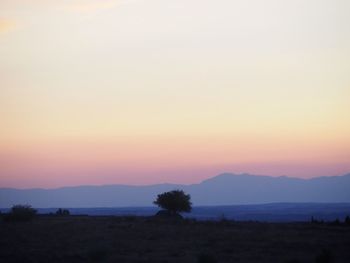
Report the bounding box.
[0,0,349,188]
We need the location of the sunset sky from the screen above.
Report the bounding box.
[1,0,349,188]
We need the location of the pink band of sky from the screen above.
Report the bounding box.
[1,0,349,188]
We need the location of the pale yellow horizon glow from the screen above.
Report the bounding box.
[0,18,17,34]
[0,0,350,188]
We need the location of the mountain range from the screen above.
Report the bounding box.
[1,173,350,208]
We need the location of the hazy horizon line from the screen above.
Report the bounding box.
[2,171,349,191]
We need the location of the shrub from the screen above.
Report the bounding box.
[219,213,231,224]
[311,216,324,224]
[345,216,350,226]
[56,208,70,216]
[153,190,192,215]
[4,204,37,222]
[330,219,340,226]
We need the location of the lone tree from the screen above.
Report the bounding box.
[153,190,192,215]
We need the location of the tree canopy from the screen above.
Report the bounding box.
[153,190,192,214]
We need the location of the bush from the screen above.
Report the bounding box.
[311,216,324,224]
[4,204,37,222]
[219,213,231,224]
[56,208,70,216]
[153,190,192,215]
[330,219,340,226]
[345,216,350,226]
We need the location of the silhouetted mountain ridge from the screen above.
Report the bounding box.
[0,173,349,207]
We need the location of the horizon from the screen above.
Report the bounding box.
[1,171,349,190]
[1,171,349,208]
[1,0,350,188]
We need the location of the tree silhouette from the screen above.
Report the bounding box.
[153,190,192,215]
[56,208,70,216]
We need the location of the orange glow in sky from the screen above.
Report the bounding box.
[1,0,350,188]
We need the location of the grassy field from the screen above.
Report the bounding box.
[1,215,350,263]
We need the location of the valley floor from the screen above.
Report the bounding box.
[1,216,350,263]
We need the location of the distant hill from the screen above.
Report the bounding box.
[1,173,350,208]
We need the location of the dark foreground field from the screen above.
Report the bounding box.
[1,216,350,263]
